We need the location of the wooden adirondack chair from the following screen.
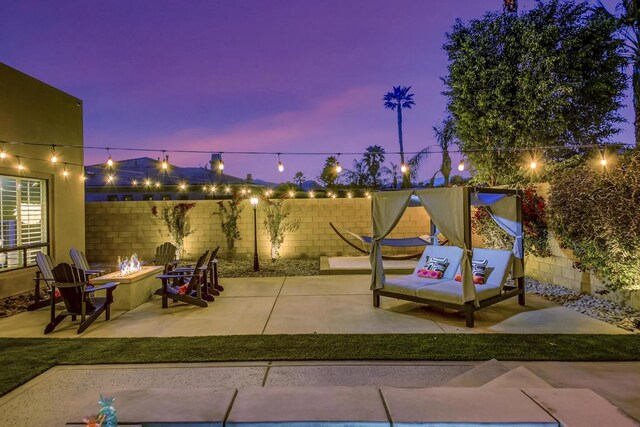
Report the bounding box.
[155,250,209,308]
[45,263,118,334]
[171,246,221,300]
[28,252,62,311]
[154,242,177,265]
[69,248,105,276]
[206,246,222,294]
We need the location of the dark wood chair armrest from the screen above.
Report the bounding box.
[85,282,119,293]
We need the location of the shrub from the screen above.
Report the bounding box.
[263,199,300,261]
[214,199,243,260]
[151,203,196,259]
[472,188,550,258]
[547,150,640,291]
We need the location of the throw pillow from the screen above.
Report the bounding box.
[454,259,488,284]
[423,256,449,276]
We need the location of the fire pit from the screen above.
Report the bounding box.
[91,257,164,311]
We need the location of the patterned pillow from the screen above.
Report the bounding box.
[423,256,449,276]
[454,259,488,284]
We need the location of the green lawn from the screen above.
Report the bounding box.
[2,334,640,397]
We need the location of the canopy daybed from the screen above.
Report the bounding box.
[370,187,525,327]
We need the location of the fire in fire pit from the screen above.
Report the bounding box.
[118,253,141,276]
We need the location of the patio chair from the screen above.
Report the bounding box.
[155,250,209,308]
[171,246,221,299]
[28,252,62,311]
[154,242,177,265]
[45,263,118,334]
[70,248,105,276]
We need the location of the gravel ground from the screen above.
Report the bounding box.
[216,257,320,278]
[521,277,640,332]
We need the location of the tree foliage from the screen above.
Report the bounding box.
[443,0,626,185]
[151,203,196,257]
[547,149,640,291]
[318,156,339,187]
[263,200,300,261]
[213,199,243,260]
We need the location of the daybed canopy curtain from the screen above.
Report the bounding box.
[370,187,476,304]
[470,192,524,279]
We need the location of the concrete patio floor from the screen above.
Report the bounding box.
[0,274,630,337]
[1,360,639,425]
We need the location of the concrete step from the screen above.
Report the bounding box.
[443,358,510,387]
[482,366,554,389]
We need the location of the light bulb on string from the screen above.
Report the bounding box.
[17,157,24,171]
[179,183,186,190]
[80,166,87,181]
[347,192,352,198]
[400,163,407,174]
[277,154,284,172]
[289,191,295,198]
[309,191,315,198]
[107,174,114,183]
[335,162,342,174]
[530,161,537,170]
[155,181,161,188]
[106,149,114,167]
[50,146,58,164]
[161,152,168,170]
[218,160,225,171]
[0,148,6,159]
[62,166,69,177]
[132,180,138,186]
[144,179,151,187]
[458,160,465,172]
[225,186,231,193]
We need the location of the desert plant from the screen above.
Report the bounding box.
[262,199,300,261]
[151,203,196,259]
[547,149,640,291]
[472,188,550,258]
[214,199,243,260]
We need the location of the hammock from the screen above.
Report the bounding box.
[329,223,435,260]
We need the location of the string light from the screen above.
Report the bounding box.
[289,190,295,198]
[17,157,24,171]
[107,174,114,183]
[50,146,58,164]
[225,186,231,193]
[529,161,538,170]
[132,180,138,186]
[277,153,284,172]
[0,147,6,159]
[155,181,161,188]
[211,186,217,193]
[179,183,186,190]
[106,149,114,167]
[309,191,315,198]
[62,166,69,177]
[400,163,408,174]
[202,185,207,191]
[331,194,336,199]
[144,179,151,187]
[218,160,225,171]
[458,160,465,172]
[161,154,168,170]
[347,192,352,198]
[335,161,342,174]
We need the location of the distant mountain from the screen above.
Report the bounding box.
[301,180,321,191]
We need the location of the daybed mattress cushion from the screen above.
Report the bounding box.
[383,275,442,296]
[415,280,502,305]
[413,245,464,279]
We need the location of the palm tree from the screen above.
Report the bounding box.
[383,86,415,187]
[293,171,306,188]
[596,0,639,144]
[362,145,386,188]
[432,118,457,186]
[345,159,369,187]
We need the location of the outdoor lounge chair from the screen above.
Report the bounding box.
[70,248,105,276]
[374,245,519,327]
[155,250,209,308]
[154,242,177,265]
[45,263,118,334]
[28,252,62,311]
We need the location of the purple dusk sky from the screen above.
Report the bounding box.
[0,0,630,183]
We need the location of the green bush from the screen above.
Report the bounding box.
[547,150,640,291]
[472,188,550,258]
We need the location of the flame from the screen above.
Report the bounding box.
[117,253,142,276]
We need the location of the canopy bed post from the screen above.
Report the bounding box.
[463,187,475,327]
[516,188,526,306]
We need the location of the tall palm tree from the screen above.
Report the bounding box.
[596,0,639,144]
[383,86,415,187]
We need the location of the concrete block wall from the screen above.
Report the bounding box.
[85,198,431,262]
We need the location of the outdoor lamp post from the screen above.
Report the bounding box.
[250,197,260,271]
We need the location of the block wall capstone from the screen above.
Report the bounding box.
[85,198,430,262]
